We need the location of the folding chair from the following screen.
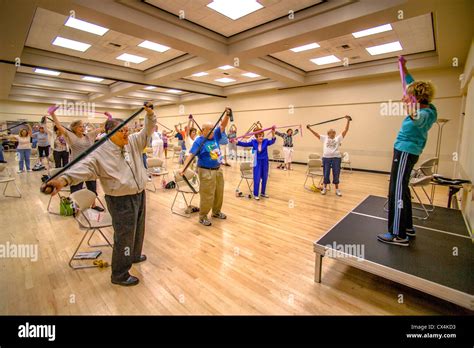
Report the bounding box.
[341,152,352,172]
[304,159,323,191]
[171,169,199,217]
[146,157,169,192]
[308,153,321,160]
[46,167,70,214]
[172,145,182,163]
[68,189,113,269]
[0,163,21,198]
[237,162,253,196]
[272,149,284,168]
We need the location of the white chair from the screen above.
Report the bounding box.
[46,167,70,215]
[0,163,21,198]
[171,169,199,217]
[272,149,284,168]
[341,152,352,172]
[68,189,113,269]
[304,159,323,191]
[410,157,438,219]
[146,157,169,192]
[308,153,321,160]
[237,162,253,196]
[172,145,182,163]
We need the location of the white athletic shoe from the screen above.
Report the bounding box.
[283,167,287,171]
[336,189,342,196]
[17,170,24,174]
[254,196,260,200]
[321,188,327,195]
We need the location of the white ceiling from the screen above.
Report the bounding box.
[144,0,322,37]
[184,66,268,86]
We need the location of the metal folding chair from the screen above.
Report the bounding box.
[0,163,21,198]
[46,167,70,214]
[146,157,169,192]
[171,169,199,217]
[304,159,323,191]
[237,162,253,196]
[341,152,352,172]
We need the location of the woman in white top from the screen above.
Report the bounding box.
[151,125,164,159]
[307,116,351,196]
[15,124,32,173]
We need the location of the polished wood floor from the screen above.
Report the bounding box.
[0,149,470,315]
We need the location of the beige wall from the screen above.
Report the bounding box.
[156,68,463,175]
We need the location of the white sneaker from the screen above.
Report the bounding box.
[254,196,260,200]
[283,167,287,171]
[336,189,342,196]
[27,169,32,172]
[321,188,327,195]
[17,170,24,174]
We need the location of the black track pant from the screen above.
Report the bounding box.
[388,148,419,238]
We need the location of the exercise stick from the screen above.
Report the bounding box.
[180,108,231,193]
[40,105,147,194]
[189,114,202,132]
[307,115,352,128]
[41,116,74,134]
[274,124,303,136]
[1,121,28,133]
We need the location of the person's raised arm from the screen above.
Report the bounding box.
[399,56,414,85]
[219,107,231,132]
[186,116,193,136]
[306,125,320,139]
[341,115,351,138]
[49,109,66,136]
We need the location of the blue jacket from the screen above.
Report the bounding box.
[237,138,276,160]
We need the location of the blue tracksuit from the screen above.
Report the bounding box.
[237,138,276,196]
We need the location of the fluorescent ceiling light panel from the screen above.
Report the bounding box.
[65,17,109,36]
[52,36,91,52]
[166,89,182,93]
[242,72,260,78]
[116,53,148,64]
[310,55,341,65]
[290,42,320,52]
[218,65,234,70]
[366,41,402,55]
[352,24,392,38]
[34,68,61,76]
[192,72,209,77]
[82,76,104,82]
[215,78,236,83]
[138,40,170,53]
[207,0,263,20]
[144,86,157,90]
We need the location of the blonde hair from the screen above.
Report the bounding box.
[406,80,435,104]
[70,120,83,133]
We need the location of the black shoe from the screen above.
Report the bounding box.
[92,206,105,212]
[133,255,147,264]
[406,228,416,237]
[111,275,139,286]
[212,212,227,219]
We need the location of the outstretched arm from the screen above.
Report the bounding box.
[341,116,351,138]
[49,110,66,136]
[306,125,320,139]
[219,107,231,132]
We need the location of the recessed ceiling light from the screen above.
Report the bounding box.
[52,36,91,52]
[242,72,260,78]
[34,68,61,76]
[64,17,109,36]
[116,53,148,64]
[290,43,320,52]
[207,0,263,20]
[352,24,392,38]
[366,41,402,55]
[82,76,104,82]
[218,65,234,70]
[310,55,341,65]
[215,77,236,83]
[192,72,209,77]
[144,86,157,90]
[166,89,182,93]
[138,40,170,53]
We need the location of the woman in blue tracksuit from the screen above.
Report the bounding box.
[235,127,276,200]
[378,57,437,247]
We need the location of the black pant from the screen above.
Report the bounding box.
[388,149,419,238]
[105,191,146,281]
[53,150,69,168]
[38,145,50,158]
[70,180,97,195]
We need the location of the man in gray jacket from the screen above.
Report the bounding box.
[47,104,156,286]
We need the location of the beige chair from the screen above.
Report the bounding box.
[237,162,253,196]
[341,152,352,172]
[46,167,70,215]
[272,149,284,168]
[146,157,169,192]
[68,189,113,269]
[304,159,323,191]
[171,169,199,217]
[172,145,182,163]
[410,157,438,219]
[0,163,21,198]
[308,153,321,160]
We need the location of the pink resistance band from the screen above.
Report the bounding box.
[398,56,407,95]
[234,125,276,140]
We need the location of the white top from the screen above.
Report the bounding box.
[186,136,195,155]
[151,131,163,145]
[16,135,31,150]
[320,134,343,158]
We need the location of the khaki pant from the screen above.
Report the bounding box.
[198,167,224,220]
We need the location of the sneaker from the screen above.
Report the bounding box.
[283,167,287,171]
[92,206,105,212]
[406,228,416,237]
[260,194,269,198]
[199,217,212,226]
[336,189,342,196]
[27,169,32,172]
[321,188,327,195]
[17,170,24,174]
[254,196,260,200]
[377,233,409,246]
[212,212,227,219]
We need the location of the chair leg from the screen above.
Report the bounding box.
[171,191,191,217]
[3,181,22,198]
[95,196,106,210]
[411,187,429,220]
[47,192,63,215]
[245,178,253,196]
[146,176,157,192]
[421,186,435,212]
[87,228,113,247]
[69,229,106,270]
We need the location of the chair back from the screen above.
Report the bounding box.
[240,162,253,176]
[272,149,281,158]
[342,152,350,162]
[69,189,96,211]
[307,159,322,170]
[418,158,438,176]
[173,169,199,192]
[147,158,164,168]
[308,153,321,160]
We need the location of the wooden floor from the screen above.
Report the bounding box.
[0,150,470,315]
